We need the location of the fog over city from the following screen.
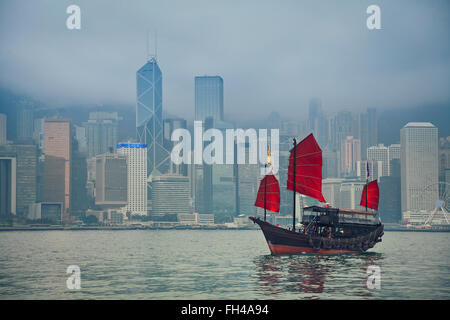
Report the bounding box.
[0,0,449,122]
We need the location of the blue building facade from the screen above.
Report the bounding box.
[195,76,224,122]
[136,58,169,175]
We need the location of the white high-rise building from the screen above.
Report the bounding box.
[117,143,148,216]
[400,122,438,224]
[357,160,383,181]
[388,144,401,162]
[367,144,389,177]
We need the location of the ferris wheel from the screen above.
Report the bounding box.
[420,182,450,226]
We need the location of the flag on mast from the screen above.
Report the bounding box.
[367,161,370,178]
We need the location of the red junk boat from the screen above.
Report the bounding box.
[249,134,384,255]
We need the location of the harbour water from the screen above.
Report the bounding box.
[0,230,449,299]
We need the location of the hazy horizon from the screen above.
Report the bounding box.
[0,0,449,122]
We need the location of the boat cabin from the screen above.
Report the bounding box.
[302,206,378,226]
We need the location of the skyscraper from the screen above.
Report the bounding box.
[16,105,33,140]
[308,98,328,147]
[95,152,127,209]
[388,144,401,162]
[378,158,401,223]
[71,138,88,218]
[0,114,6,145]
[358,108,378,160]
[357,160,382,181]
[202,117,235,215]
[329,111,355,161]
[151,174,190,215]
[236,141,259,215]
[367,144,389,177]
[0,155,16,216]
[44,119,71,219]
[195,76,224,122]
[33,118,45,151]
[341,136,360,176]
[117,143,148,216]
[136,58,169,176]
[83,112,120,158]
[323,148,339,178]
[163,118,188,175]
[401,122,439,223]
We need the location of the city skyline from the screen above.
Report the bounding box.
[0,1,448,227]
[1,1,450,304]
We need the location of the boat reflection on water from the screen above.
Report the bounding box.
[253,253,385,299]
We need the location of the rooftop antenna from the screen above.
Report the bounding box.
[146,29,150,61]
[155,30,158,61]
[146,29,158,61]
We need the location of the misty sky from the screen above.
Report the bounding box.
[0,0,449,121]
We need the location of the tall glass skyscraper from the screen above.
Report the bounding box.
[195,76,224,122]
[136,57,169,176]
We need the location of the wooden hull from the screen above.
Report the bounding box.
[249,216,384,255]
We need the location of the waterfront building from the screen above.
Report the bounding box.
[109,211,124,224]
[340,180,366,211]
[0,142,38,216]
[44,118,71,220]
[27,202,63,223]
[177,213,215,225]
[0,155,16,216]
[117,143,148,216]
[401,122,439,224]
[71,139,88,218]
[378,158,401,223]
[322,178,344,208]
[191,162,204,213]
[152,174,190,215]
[95,152,127,209]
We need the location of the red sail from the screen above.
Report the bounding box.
[360,180,379,211]
[287,133,326,203]
[254,174,280,212]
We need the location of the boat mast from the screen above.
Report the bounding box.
[292,138,297,231]
[264,164,267,221]
[366,162,368,212]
